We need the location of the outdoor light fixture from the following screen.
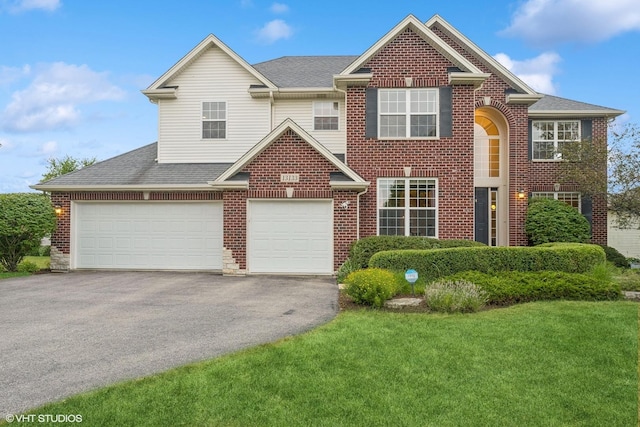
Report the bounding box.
[517,189,526,199]
[54,205,63,216]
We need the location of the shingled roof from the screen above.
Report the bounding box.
[529,94,624,117]
[33,143,232,190]
[253,56,358,88]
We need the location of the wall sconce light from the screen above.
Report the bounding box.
[54,205,63,216]
[341,200,351,210]
[517,189,526,199]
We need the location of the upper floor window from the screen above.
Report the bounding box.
[532,120,580,160]
[202,102,226,139]
[378,178,438,237]
[379,89,438,138]
[532,192,581,212]
[313,101,339,131]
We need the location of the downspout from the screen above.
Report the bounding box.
[269,90,275,130]
[356,187,368,240]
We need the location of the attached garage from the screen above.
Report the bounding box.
[248,200,333,274]
[74,202,223,270]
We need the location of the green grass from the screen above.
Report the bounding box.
[13,301,638,427]
[0,256,50,279]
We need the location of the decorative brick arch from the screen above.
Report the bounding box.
[474,99,516,129]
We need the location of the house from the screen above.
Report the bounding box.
[33,14,624,275]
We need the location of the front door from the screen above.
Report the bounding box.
[475,187,498,246]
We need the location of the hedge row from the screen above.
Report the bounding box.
[369,243,606,282]
[445,270,621,305]
[349,236,484,269]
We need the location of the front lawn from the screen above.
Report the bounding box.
[0,256,50,279]
[16,301,638,427]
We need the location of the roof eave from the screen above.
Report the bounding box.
[528,109,626,118]
[30,184,216,192]
[206,181,249,190]
[330,181,371,190]
[333,73,373,88]
[141,88,178,102]
[248,87,344,99]
[448,72,491,88]
[506,93,544,105]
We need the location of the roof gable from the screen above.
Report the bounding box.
[143,34,276,100]
[425,14,538,97]
[340,14,483,76]
[211,119,368,189]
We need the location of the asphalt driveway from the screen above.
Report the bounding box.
[0,271,338,417]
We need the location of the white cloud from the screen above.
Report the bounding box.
[270,3,288,14]
[37,140,57,155]
[0,65,30,86]
[494,52,561,94]
[2,62,126,133]
[1,0,61,13]
[502,0,640,46]
[255,19,293,44]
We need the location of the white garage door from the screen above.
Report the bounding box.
[248,200,333,274]
[74,202,222,270]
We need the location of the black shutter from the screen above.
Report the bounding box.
[581,195,593,229]
[365,88,378,139]
[581,119,593,141]
[528,120,533,161]
[439,86,452,138]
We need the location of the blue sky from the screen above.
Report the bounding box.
[1,0,639,193]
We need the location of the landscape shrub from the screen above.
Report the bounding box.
[525,198,591,245]
[369,243,605,282]
[424,279,488,313]
[349,236,484,269]
[444,270,621,305]
[598,245,630,268]
[17,260,40,273]
[343,268,401,308]
[336,258,358,284]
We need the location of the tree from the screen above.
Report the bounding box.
[0,193,56,272]
[41,155,97,182]
[557,122,640,228]
[525,198,591,246]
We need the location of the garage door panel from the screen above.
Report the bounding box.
[75,202,222,270]
[249,200,332,274]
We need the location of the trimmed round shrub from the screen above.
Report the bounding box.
[343,268,400,308]
[525,198,591,245]
[424,279,488,313]
[444,270,621,305]
[348,236,484,269]
[599,245,630,268]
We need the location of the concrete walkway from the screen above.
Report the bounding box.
[0,271,338,417]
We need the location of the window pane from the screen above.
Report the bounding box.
[378,179,405,208]
[203,102,225,120]
[379,209,405,235]
[380,90,406,114]
[533,140,554,160]
[410,89,436,113]
[409,210,436,237]
[410,115,436,137]
[532,121,554,140]
[203,121,226,139]
[314,117,339,130]
[380,115,406,138]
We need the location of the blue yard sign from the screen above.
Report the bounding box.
[405,269,418,295]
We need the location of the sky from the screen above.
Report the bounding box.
[0,0,639,193]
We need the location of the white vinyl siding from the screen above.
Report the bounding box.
[157,46,271,163]
[272,99,346,155]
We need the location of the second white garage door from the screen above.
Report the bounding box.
[248,200,333,274]
[74,202,222,270]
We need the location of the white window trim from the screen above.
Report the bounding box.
[532,120,581,161]
[312,101,340,131]
[531,191,582,213]
[378,88,439,140]
[202,101,227,140]
[376,177,439,237]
